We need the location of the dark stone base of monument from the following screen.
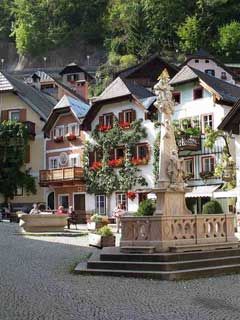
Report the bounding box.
[75,245,240,280]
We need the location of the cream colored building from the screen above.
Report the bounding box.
[0,72,56,210]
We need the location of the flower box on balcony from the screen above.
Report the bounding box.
[54,136,64,143]
[131,157,149,165]
[108,158,124,168]
[199,171,215,179]
[91,161,102,171]
[99,125,112,132]
[119,122,131,129]
[67,133,77,141]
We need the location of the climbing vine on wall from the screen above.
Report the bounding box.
[83,119,148,198]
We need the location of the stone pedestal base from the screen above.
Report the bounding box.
[18,214,68,232]
[120,214,237,252]
[153,188,192,216]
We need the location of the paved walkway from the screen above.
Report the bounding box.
[1,223,240,320]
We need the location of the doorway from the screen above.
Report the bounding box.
[47,192,55,210]
[73,193,86,223]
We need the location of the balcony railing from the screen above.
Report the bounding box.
[176,135,201,151]
[39,167,84,186]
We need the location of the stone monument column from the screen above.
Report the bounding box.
[153,70,191,216]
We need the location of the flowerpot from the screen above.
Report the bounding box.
[89,233,115,248]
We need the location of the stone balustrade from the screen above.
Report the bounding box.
[120,214,236,252]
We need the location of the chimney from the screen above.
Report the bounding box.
[75,80,88,101]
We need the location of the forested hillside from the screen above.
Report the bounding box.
[1,0,240,69]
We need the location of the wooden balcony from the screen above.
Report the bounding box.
[176,135,201,151]
[39,167,84,186]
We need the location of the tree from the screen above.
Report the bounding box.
[0,121,36,203]
[217,21,240,60]
[177,16,203,53]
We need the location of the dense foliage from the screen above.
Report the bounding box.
[134,199,155,216]
[202,200,223,214]
[0,121,36,203]
[1,0,240,62]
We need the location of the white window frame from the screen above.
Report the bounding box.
[95,194,106,215]
[69,154,80,167]
[9,110,21,121]
[58,194,69,209]
[49,156,59,169]
[202,156,215,172]
[68,123,79,135]
[54,125,64,138]
[202,114,213,133]
[184,158,194,175]
[116,192,127,210]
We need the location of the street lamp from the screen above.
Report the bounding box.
[43,57,47,69]
[87,55,90,65]
[1,58,4,70]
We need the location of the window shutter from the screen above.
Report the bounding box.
[88,151,94,166]
[99,116,104,126]
[144,112,149,120]
[131,109,136,122]
[119,112,124,123]
[110,113,114,127]
[1,110,9,121]
[210,157,214,171]
[20,109,27,122]
[25,145,30,163]
[109,149,115,160]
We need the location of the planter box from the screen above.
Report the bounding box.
[18,213,68,232]
[87,221,108,231]
[89,233,115,248]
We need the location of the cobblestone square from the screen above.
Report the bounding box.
[1,223,240,320]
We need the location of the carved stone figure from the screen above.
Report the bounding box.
[167,150,185,188]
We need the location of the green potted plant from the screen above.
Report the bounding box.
[87,214,108,230]
[89,225,115,248]
[202,200,223,214]
[134,199,155,216]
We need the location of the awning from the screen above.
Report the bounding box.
[213,187,239,198]
[185,185,221,198]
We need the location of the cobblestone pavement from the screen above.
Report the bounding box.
[1,223,240,320]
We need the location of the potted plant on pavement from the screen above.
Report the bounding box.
[87,213,108,230]
[89,225,115,248]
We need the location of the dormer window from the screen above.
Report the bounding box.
[221,72,227,80]
[67,74,79,82]
[54,125,64,138]
[173,92,181,104]
[205,69,215,76]
[193,87,203,100]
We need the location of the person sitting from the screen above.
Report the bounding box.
[29,203,40,215]
[56,205,66,215]
[67,206,77,229]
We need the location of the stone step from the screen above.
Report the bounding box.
[89,255,240,272]
[74,261,240,280]
[170,242,240,253]
[120,246,155,254]
[100,247,240,263]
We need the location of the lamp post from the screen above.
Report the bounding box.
[43,57,47,69]
[1,58,4,70]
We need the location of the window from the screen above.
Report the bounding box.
[116,193,127,210]
[15,186,23,196]
[173,92,181,104]
[119,109,136,126]
[116,147,124,159]
[195,59,199,63]
[95,195,106,215]
[205,59,209,63]
[221,72,227,80]
[193,87,203,100]
[58,195,69,209]
[68,123,79,135]
[99,113,113,128]
[9,110,20,121]
[49,157,59,169]
[205,69,215,76]
[67,74,79,82]
[202,114,213,132]
[54,126,64,137]
[137,144,148,159]
[202,156,215,172]
[69,154,80,167]
[184,158,194,176]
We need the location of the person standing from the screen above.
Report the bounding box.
[29,203,40,215]
[113,203,125,233]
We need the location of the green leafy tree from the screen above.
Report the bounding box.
[0,121,36,203]
[217,21,240,60]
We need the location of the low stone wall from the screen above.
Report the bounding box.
[18,214,68,232]
[120,214,237,252]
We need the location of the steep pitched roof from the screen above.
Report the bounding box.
[170,66,240,105]
[0,72,56,120]
[116,54,178,80]
[218,98,240,133]
[93,77,153,104]
[43,95,90,135]
[59,62,94,81]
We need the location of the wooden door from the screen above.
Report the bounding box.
[74,194,86,223]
